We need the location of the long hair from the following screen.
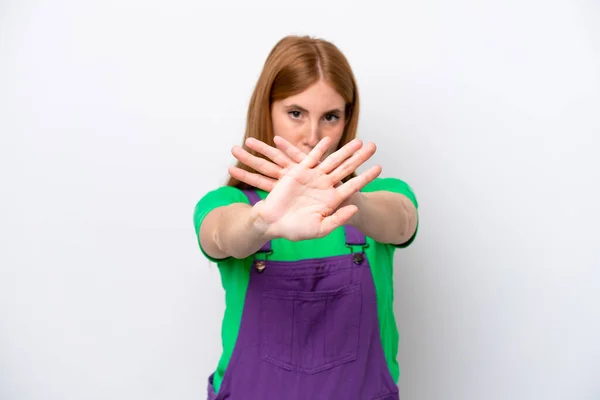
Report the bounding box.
[226,35,360,189]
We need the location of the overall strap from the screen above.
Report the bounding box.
[344,225,367,247]
[241,190,272,254]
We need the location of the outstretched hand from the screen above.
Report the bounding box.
[228,136,381,241]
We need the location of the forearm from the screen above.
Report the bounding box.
[348,191,418,245]
[200,203,274,259]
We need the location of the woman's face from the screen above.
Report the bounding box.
[271,80,347,159]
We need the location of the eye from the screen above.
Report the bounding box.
[288,110,302,119]
[324,114,339,122]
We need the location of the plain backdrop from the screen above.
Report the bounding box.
[1,1,599,399]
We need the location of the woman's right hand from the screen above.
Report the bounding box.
[229,136,381,241]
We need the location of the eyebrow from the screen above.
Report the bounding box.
[285,104,344,115]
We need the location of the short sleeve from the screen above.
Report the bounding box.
[362,177,419,248]
[192,186,250,262]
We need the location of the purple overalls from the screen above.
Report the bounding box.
[207,190,399,400]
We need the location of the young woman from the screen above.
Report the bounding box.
[194,35,419,400]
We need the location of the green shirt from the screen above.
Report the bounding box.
[193,177,418,393]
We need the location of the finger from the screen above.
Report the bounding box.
[245,137,293,168]
[336,165,382,199]
[300,137,332,168]
[318,204,359,237]
[273,136,306,164]
[329,142,378,183]
[231,145,283,179]
[228,166,276,192]
[317,138,363,174]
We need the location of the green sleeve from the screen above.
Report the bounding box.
[362,177,419,248]
[192,186,250,262]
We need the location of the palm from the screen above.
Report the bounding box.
[229,135,381,241]
[257,164,344,241]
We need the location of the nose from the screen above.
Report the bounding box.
[304,120,321,149]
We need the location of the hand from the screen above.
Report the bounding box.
[269,136,369,219]
[231,136,373,222]
[228,136,381,241]
[230,136,376,190]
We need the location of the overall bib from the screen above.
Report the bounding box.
[207,190,399,400]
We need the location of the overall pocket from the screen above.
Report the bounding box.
[260,283,362,374]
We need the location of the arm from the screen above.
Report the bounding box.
[199,203,274,260]
[348,191,418,245]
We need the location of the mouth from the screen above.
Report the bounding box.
[301,147,329,163]
[303,147,314,154]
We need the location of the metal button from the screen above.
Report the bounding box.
[352,253,364,265]
[255,261,266,272]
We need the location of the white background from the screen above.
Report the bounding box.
[1,1,599,399]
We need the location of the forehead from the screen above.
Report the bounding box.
[280,80,345,110]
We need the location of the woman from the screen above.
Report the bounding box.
[194,35,419,400]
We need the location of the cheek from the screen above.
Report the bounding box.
[325,125,345,148]
[272,115,299,141]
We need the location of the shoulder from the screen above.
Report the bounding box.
[362,177,418,208]
[195,186,250,208]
